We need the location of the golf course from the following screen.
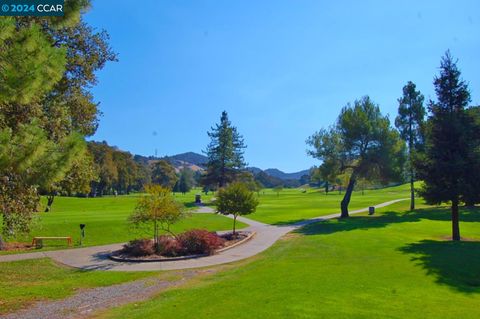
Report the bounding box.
[1,1,479,318]
[1,185,480,318]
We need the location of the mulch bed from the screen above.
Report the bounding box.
[110,231,253,262]
[1,242,34,252]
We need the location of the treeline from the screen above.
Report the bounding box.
[58,141,202,197]
[87,142,150,196]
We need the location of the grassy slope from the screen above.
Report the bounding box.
[98,201,480,319]
[3,189,245,252]
[252,183,412,224]
[0,258,154,314]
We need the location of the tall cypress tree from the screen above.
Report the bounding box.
[204,111,246,188]
[395,81,425,210]
[417,51,472,241]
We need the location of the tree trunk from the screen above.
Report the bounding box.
[154,220,159,253]
[232,215,237,237]
[0,234,5,251]
[451,200,460,241]
[325,181,329,195]
[409,116,415,211]
[340,173,357,218]
[410,176,415,211]
[44,194,55,212]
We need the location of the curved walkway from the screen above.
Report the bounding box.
[0,199,407,271]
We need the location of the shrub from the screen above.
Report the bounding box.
[121,238,155,257]
[157,235,183,257]
[178,229,225,255]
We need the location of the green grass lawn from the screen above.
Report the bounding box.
[97,201,480,319]
[251,183,412,224]
[0,258,155,314]
[2,189,246,253]
[2,184,413,253]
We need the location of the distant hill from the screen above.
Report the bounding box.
[264,168,310,180]
[166,152,208,168]
[134,151,310,182]
[246,167,263,175]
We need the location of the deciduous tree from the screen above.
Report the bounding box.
[151,160,178,190]
[129,185,185,252]
[216,182,258,236]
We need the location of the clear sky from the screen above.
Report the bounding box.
[84,0,479,173]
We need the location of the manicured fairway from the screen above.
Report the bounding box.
[2,189,245,252]
[2,185,414,253]
[98,201,480,319]
[251,183,412,224]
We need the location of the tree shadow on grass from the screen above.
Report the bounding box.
[293,211,411,236]
[399,240,480,293]
[293,206,480,236]
[403,206,480,223]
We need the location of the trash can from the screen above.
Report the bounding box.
[195,194,201,204]
[368,206,375,215]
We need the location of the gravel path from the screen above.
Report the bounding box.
[0,269,210,319]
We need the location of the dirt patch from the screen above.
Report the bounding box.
[439,235,480,242]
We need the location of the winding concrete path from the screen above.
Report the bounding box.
[0,199,407,271]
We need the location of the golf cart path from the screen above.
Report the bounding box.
[0,199,407,271]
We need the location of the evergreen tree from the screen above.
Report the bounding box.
[416,52,474,241]
[0,122,84,238]
[395,81,425,210]
[462,106,480,207]
[308,96,406,217]
[0,1,115,244]
[178,168,195,194]
[204,111,246,188]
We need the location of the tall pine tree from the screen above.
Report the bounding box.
[204,111,246,188]
[417,51,472,241]
[395,81,425,210]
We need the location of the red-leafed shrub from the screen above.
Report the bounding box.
[157,235,183,257]
[121,239,155,256]
[178,229,225,255]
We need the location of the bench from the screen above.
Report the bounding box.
[32,237,72,249]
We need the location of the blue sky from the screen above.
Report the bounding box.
[85,0,479,172]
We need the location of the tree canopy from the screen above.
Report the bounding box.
[129,185,185,252]
[395,81,425,210]
[216,182,258,236]
[0,2,116,243]
[307,96,406,217]
[416,51,477,240]
[203,111,246,188]
[151,160,178,190]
